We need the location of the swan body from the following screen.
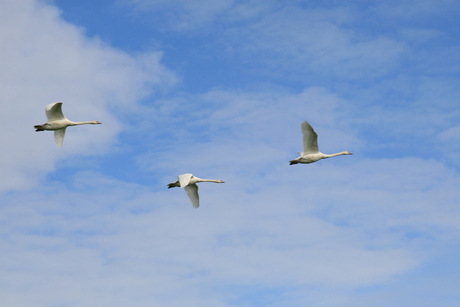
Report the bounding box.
[167,173,225,208]
[34,102,101,147]
[289,121,352,165]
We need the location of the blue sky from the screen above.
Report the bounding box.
[1,0,460,306]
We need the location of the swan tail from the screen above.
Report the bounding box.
[34,125,45,131]
[167,182,179,189]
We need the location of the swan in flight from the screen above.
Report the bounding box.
[289,121,352,165]
[34,102,101,147]
[167,173,225,208]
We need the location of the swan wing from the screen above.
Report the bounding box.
[178,173,193,188]
[46,102,66,122]
[184,184,200,208]
[54,128,66,147]
[301,121,319,154]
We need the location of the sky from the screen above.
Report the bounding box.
[1,0,460,306]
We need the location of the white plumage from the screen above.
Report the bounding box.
[289,121,352,165]
[168,173,225,208]
[34,102,101,147]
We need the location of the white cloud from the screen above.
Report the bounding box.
[0,0,175,191]
[1,151,459,306]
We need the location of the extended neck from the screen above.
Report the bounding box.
[324,151,351,158]
[197,179,224,183]
[69,120,101,126]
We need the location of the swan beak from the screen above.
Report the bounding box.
[221,181,225,183]
[96,121,102,124]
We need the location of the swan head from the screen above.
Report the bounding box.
[344,151,352,155]
[217,180,225,183]
[94,121,102,124]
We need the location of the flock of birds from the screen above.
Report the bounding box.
[35,102,353,208]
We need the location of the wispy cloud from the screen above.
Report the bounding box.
[124,0,235,31]
[220,7,406,81]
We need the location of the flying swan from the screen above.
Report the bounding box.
[34,102,101,147]
[289,121,352,165]
[167,173,225,208]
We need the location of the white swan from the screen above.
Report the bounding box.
[167,173,225,208]
[289,121,352,165]
[34,102,101,147]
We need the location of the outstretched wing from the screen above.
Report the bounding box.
[54,128,66,147]
[178,173,193,188]
[46,102,66,122]
[301,121,319,154]
[184,184,200,208]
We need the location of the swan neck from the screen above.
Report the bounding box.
[70,121,97,125]
[197,179,221,183]
[325,151,348,158]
